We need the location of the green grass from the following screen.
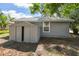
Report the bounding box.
[0,29,9,37]
[77,26,79,30]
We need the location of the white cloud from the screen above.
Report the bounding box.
[2,10,32,19]
[13,3,33,8]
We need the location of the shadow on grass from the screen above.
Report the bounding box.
[0,40,38,52]
[0,36,9,40]
[38,37,79,56]
[46,45,79,56]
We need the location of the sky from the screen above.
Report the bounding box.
[0,3,41,19]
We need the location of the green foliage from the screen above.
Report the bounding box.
[60,3,79,17]
[29,3,79,17]
[61,4,79,34]
[0,10,15,30]
[29,3,63,16]
[29,3,40,14]
[8,14,15,21]
[69,9,79,22]
[0,11,8,29]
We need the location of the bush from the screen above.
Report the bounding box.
[73,28,78,34]
[70,23,78,34]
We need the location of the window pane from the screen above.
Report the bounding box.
[44,27,49,31]
[44,22,49,27]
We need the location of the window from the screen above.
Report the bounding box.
[43,22,50,32]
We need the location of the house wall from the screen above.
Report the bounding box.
[9,21,70,43]
[28,22,70,37]
[39,22,70,37]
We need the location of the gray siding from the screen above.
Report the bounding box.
[29,22,70,37]
[40,22,70,37]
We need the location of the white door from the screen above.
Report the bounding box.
[24,26,30,42]
[16,26,22,42]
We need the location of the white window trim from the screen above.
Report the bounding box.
[43,22,50,32]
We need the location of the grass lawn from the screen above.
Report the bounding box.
[0,29,9,38]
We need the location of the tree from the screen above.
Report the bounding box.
[60,4,79,34]
[8,14,15,22]
[60,4,79,17]
[0,11,8,30]
[29,3,63,16]
[29,3,79,34]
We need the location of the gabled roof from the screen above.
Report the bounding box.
[14,16,74,22]
[15,17,40,22]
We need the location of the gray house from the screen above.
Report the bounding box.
[9,16,74,43]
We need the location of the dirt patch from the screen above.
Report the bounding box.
[0,34,79,56]
[37,37,79,56]
[0,40,38,56]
